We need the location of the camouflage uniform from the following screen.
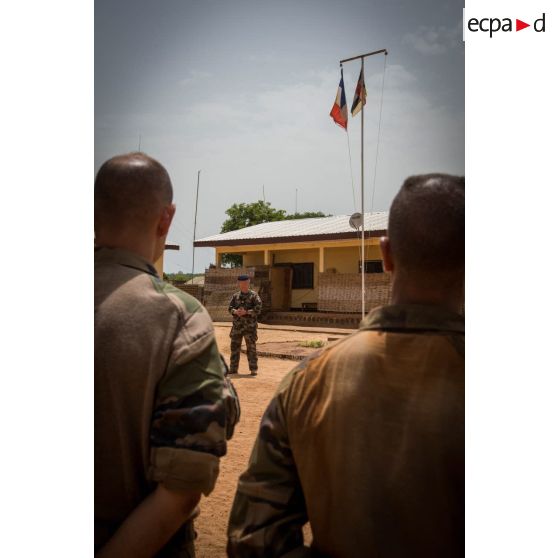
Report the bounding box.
[227,304,465,558]
[95,247,240,557]
[228,289,262,374]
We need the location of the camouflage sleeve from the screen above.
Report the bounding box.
[148,286,240,495]
[227,378,308,557]
[228,294,237,316]
[247,292,262,317]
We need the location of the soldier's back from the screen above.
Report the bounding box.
[282,304,464,557]
[95,247,216,549]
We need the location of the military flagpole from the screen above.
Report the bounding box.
[339,48,388,319]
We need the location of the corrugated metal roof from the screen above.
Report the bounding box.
[195,212,388,246]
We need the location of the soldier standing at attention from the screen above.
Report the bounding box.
[228,275,262,376]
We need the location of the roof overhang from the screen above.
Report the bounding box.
[193,230,387,248]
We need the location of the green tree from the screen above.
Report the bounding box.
[221,201,287,232]
[220,201,287,267]
[285,211,328,220]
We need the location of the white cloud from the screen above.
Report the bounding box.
[97,63,463,274]
[179,69,213,87]
[403,21,462,55]
[169,62,463,215]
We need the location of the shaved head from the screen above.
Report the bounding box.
[388,173,464,278]
[94,152,173,234]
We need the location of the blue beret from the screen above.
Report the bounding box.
[237,274,250,281]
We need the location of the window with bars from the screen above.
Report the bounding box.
[292,262,314,289]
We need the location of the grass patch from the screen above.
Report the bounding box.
[298,340,325,349]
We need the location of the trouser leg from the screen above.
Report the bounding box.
[245,329,258,372]
[229,331,242,373]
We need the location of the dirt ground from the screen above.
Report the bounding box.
[194,324,336,557]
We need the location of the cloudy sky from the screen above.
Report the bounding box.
[95,0,464,273]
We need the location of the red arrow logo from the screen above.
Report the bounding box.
[516,19,530,31]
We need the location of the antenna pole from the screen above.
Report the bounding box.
[263,184,266,202]
[360,57,366,320]
[191,170,200,283]
[295,188,298,214]
[138,134,142,152]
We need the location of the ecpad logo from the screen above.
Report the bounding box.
[468,13,546,37]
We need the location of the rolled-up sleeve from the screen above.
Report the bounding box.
[148,304,239,494]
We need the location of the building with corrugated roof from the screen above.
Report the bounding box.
[194,212,391,323]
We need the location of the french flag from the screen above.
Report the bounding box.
[330,69,348,130]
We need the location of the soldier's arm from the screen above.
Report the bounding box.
[227,382,309,557]
[147,290,240,545]
[96,485,200,558]
[98,296,240,557]
[246,292,263,317]
[229,294,237,315]
[149,334,239,488]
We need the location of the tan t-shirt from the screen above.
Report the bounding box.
[228,304,464,558]
[95,247,234,550]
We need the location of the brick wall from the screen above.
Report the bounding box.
[203,266,271,321]
[317,272,392,313]
[174,283,204,302]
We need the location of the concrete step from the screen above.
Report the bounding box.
[262,311,361,330]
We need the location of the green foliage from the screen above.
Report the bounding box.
[221,254,243,268]
[221,202,329,235]
[298,339,325,348]
[286,211,328,220]
[221,201,287,233]
[163,272,203,284]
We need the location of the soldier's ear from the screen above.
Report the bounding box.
[380,236,394,272]
[157,204,176,237]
